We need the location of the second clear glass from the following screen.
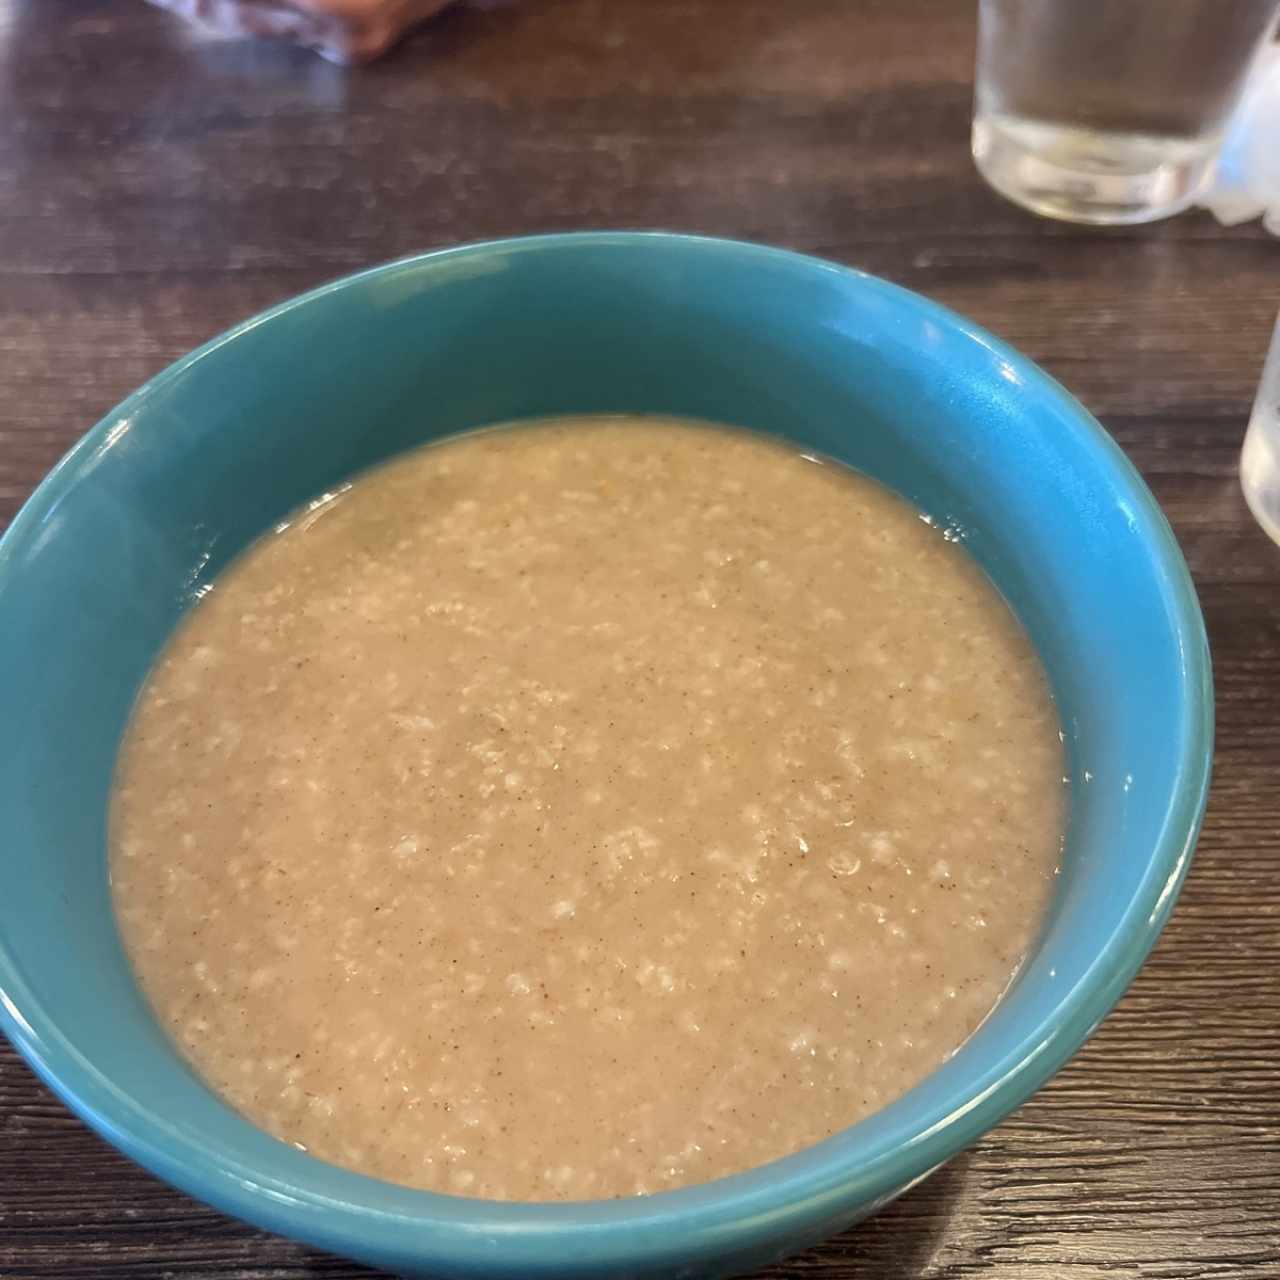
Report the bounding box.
[1241,315,1280,547]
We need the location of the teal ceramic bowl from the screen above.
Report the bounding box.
[0,234,1211,1278]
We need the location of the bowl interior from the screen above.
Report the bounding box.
[0,235,1210,1277]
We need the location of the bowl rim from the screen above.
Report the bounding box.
[0,232,1213,1272]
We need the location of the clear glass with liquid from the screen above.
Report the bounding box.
[973,0,1280,224]
[1241,316,1280,547]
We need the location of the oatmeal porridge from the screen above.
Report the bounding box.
[111,416,1065,1201]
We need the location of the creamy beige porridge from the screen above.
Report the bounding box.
[111,416,1064,1202]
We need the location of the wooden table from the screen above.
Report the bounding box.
[2,1,1278,1275]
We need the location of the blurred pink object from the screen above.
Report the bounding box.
[147,0,463,63]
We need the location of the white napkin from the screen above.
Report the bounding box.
[1197,45,1280,235]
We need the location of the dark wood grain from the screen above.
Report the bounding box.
[2,0,1279,1275]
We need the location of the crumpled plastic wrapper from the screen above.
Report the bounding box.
[147,0,480,64]
[1197,44,1280,235]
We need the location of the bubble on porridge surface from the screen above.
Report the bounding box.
[110,415,1064,1203]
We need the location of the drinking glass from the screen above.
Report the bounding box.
[973,0,1280,224]
[1241,314,1280,546]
